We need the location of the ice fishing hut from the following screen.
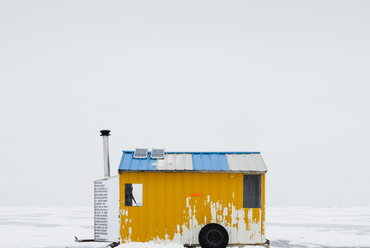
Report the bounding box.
[94,130,269,248]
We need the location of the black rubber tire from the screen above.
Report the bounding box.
[198,223,229,248]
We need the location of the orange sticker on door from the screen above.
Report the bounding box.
[190,193,204,197]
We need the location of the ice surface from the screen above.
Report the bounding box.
[0,207,102,248]
[266,207,370,248]
[0,207,369,248]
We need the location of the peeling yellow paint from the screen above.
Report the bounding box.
[119,172,265,245]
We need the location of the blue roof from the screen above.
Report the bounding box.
[119,151,157,171]
[118,151,267,173]
[192,153,229,170]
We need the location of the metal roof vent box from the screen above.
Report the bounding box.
[150,148,165,159]
[133,148,148,159]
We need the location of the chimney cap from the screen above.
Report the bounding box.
[100,130,111,136]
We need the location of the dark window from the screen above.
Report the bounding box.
[243,175,261,208]
[125,183,143,206]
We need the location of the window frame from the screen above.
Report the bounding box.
[243,174,261,208]
[124,183,143,207]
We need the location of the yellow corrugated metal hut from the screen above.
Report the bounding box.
[94,130,269,248]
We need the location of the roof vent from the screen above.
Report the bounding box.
[134,148,148,159]
[151,148,165,159]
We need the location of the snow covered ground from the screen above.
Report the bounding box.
[0,207,369,248]
[267,207,370,248]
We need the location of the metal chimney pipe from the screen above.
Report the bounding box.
[100,130,111,178]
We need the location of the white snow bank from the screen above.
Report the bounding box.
[117,243,262,248]
[117,242,183,248]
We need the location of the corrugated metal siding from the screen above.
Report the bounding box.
[119,172,266,245]
[118,151,267,173]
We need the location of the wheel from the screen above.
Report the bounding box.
[198,223,229,248]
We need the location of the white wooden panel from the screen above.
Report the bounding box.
[94,176,120,242]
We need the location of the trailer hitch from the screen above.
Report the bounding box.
[74,236,120,247]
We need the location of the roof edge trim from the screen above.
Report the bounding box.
[118,169,267,174]
[121,150,260,154]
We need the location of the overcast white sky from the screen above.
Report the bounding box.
[1,1,369,207]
